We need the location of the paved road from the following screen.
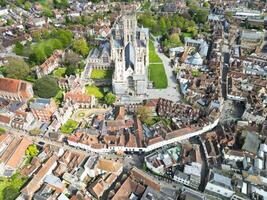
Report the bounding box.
[3,126,91,156]
[147,39,180,102]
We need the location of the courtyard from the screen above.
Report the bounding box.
[148,40,168,89]
[90,69,113,79]
[71,108,110,122]
[147,39,180,102]
[86,85,104,98]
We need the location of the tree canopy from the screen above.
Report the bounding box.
[53,0,69,8]
[65,65,76,76]
[3,186,19,200]
[3,58,30,80]
[137,106,154,125]
[25,144,39,157]
[33,76,60,98]
[72,38,89,57]
[27,29,73,65]
[13,42,24,56]
[104,92,116,105]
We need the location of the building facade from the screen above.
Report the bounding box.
[111,12,149,98]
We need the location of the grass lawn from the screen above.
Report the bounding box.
[0,173,27,200]
[60,119,79,134]
[0,127,5,134]
[24,75,37,83]
[182,32,193,38]
[86,86,104,98]
[149,40,162,63]
[149,64,167,89]
[53,67,66,78]
[148,40,167,88]
[90,69,113,79]
[54,90,64,105]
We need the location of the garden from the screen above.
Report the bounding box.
[148,40,167,89]
[86,85,104,99]
[53,67,66,78]
[149,40,162,63]
[148,64,167,89]
[90,69,113,79]
[0,173,27,200]
[60,119,79,134]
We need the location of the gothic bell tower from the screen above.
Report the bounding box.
[123,13,137,45]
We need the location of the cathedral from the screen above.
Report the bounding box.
[111,12,149,98]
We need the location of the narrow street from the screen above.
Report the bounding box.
[4,126,92,156]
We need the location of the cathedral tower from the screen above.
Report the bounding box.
[111,12,149,100]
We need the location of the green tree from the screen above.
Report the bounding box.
[65,65,76,76]
[169,33,182,46]
[0,0,6,6]
[51,29,73,47]
[159,17,167,34]
[3,58,30,79]
[16,0,24,6]
[25,144,39,157]
[203,2,210,8]
[13,42,24,56]
[29,48,46,64]
[53,0,69,8]
[137,106,153,125]
[6,19,14,26]
[104,92,116,105]
[72,38,89,57]
[44,46,53,57]
[225,11,233,21]
[3,186,19,200]
[32,31,42,41]
[33,76,60,98]
[24,1,31,11]
[43,8,54,18]
[194,9,209,24]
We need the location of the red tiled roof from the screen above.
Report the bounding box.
[39,50,64,72]
[147,135,164,146]
[0,114,11,124]
[0,77,32,99]
[134,117,143,148]
[21,154,58,197]
[107,120,126,131]
[131,167,160,191]
[145,99,158,107]
[126,134,137,148]
[166,127,198,140]
[6,137,32,169]
[97,159,122,173]
[0,134,9,143]
[112,175,145,200]
[115,106,125,120]
[65,91,92,103]
[0,77,21,93]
